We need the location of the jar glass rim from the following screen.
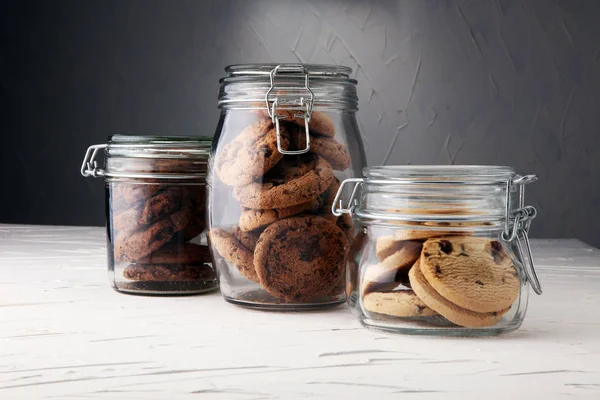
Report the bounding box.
[107,134,212,159]
[224,63,353,78]
[363,165,515,182]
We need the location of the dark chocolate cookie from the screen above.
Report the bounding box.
[254,216,349,301]
[136,243,210,264]
[233,154,334,209]
[215,118,290,186]
[114,218,175,261]
[123,263,215,282]
[139,188,182,225]
[238,197,322,232]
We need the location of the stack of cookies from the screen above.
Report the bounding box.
[111,179,215,287]
[362,230,520,328]
[210,111,353,302]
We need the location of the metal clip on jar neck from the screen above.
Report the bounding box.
[332,167,543,295]
[265,64,314,155]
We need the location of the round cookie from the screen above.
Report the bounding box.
[136,243,210,264]
[209,229,258,283]
[419,237,519,313]
[362,240,422,295]
[238,197,322,232]
[254,216,348,301]
[169,198,194,233]
[409,261,509,327]
[112,204,143,232]
[112,183,162,205]
[124,263,215,282]
[232,225,261,252]
[114,218,175,261]
[139,188,182,225]
[286,110,335,137]
[376,236,407,261]
[234,154,334,209]
[363,290,438,317]
[215,119,290,186]
[290,133,350,171]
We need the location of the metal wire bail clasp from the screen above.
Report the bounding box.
[80,144,107,178]
[502,174,543,295]
[332,178,364,217]
[265,64,314,155]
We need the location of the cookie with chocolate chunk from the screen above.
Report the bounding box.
[215,119,290,186]
[363,290,438,317]
[238,197,322,232]
[136,243,210,264]
[409,260,510,327]
[232,226,261,252]
[290,131,350,171]
[124,263,215,282]
[254,216,348,301]
[419,237,519,313]
[234,154,333,209]
[209,228,258,283]
[114,218,175,261]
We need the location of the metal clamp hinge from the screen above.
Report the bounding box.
[81,144,107,178]
[332,178,364,217]
[265,64,314,155]
[502,174,542,295]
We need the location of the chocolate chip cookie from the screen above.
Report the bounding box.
[363,290,438,318]
[136,243,210,264]
[362,240,422,295]
[290,132,350,171]
[209,228,258,283]
[124,263,215,282]
[234,154,334,209]
[409,261,509,327]
[238,197,322,232]
[254,216,348,301]
[419,237,519,313]
[215,119,290,186]
[114,218,175,261]
[232,225,261,252]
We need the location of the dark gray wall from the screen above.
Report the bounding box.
[1,0,599,247]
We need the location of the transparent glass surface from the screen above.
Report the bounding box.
[208,108,366,310]
[349,220,529,336]
[104,136,217,296]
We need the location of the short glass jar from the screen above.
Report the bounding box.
[334,166,542,336]
[208,64,366,310]
[81,135,217,295]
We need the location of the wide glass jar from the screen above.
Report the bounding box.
[208,64,366,310]
[81,135,217,295]
[334,166,542,336]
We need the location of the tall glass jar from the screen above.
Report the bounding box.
[208,64,366,310]
[334,166,542,336]
[81,135,217,295]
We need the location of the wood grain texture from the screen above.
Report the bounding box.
[0,224,599,399]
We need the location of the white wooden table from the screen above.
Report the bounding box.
[1,224,599,399]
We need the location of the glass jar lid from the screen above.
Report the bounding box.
[81,134,212,180]
[218,63,359,110]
